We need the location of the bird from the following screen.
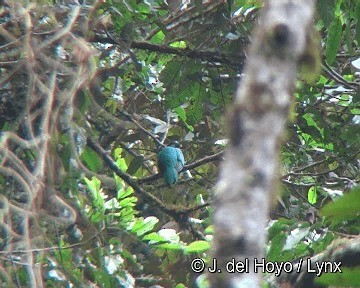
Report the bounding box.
[157,141,185,187]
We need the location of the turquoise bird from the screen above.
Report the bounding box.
[157,142,185,187]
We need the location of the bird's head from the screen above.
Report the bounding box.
[169,141,180,148]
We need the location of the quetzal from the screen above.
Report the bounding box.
[157,142,185,187]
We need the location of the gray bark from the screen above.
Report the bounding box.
[211,1,317,287]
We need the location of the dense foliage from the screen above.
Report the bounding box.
[0,0,358,287]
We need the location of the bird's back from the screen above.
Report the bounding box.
[157,146,184,187]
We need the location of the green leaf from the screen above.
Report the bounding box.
[104,198,120,210]
[344,18,353,55]
[355,2,360,45]
[119,208,135,224]
[118,196,137,208]
[326,16,342,64]
[81,147,103,172]
[137,2,150,14]
[116,157,128,171]
[317,0,335,27]
[204,225,214,234]
[268,219,296,240]
[267,232,287,261]
[114,147,123,160]
[313,232,335,254]
[173,106,194,131]
[127,155,144,175]
[170,41,187,48]
[84,176,101,195]
[283,227,310,251]
[321,186,360,221]
[158,228,180,243]
[173,106,186,120]
[184,241,210,254]
[316,267,360,286]
[151,30,165,44]
[303,112,323,136]
[130,216,158,236]
[90,211,105,222]
[308,186,317,204]
[158,243,183,250]
[118,187,134,199]
[143,232,166,243]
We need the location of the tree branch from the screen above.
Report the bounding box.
[272,236,360,288]
[90,34,244,68]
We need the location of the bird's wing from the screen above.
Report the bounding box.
[157,149,170,169]
[175,148,185,172]
[157,147,179,186]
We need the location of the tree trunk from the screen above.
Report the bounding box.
[211,0,317,287]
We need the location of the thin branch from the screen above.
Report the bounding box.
[90,34,244,68]
[322,62,358,90]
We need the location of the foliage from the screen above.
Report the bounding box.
[0,0,358,287]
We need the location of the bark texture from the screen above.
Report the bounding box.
[211,1,317,287]
[273,236,360,288]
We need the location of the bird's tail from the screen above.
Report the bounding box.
[164,166,179,187]
[183,170,192,179]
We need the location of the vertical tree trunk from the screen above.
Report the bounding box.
[211,0,317,287]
